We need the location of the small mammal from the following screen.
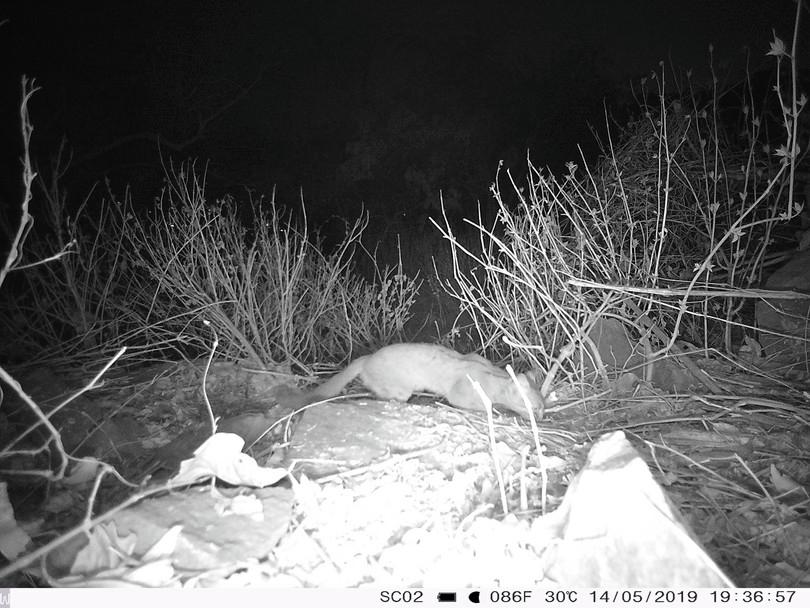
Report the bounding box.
[308,343,544,419]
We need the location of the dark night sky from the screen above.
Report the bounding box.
[0,0,802,223]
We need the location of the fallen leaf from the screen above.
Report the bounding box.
[170,433,287,487]
[0,482,31,560]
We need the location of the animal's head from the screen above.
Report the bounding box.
[508,373,544,418]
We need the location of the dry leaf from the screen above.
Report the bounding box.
[0,482,31,560]
[171,433,287,487]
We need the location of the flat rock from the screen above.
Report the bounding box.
[284,399,445,478]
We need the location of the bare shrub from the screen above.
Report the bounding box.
[435,31,806,393]
[1,155,420,369]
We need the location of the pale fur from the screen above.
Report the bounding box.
[309,343,544,419]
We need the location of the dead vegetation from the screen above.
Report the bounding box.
[1,12,809,588]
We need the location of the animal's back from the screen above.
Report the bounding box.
[356,343,506,400]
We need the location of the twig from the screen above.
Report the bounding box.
[201,321,218,434]
[469,377,509,514]
[0,78,38,290]
[506,364,548,514]
[568,279,810,300]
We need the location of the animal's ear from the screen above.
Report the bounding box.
[515,372,532,387]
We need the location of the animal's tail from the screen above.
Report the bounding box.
[310,356,367,398]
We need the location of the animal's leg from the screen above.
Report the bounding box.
[364,379,414,402]
[446,378,485,411]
